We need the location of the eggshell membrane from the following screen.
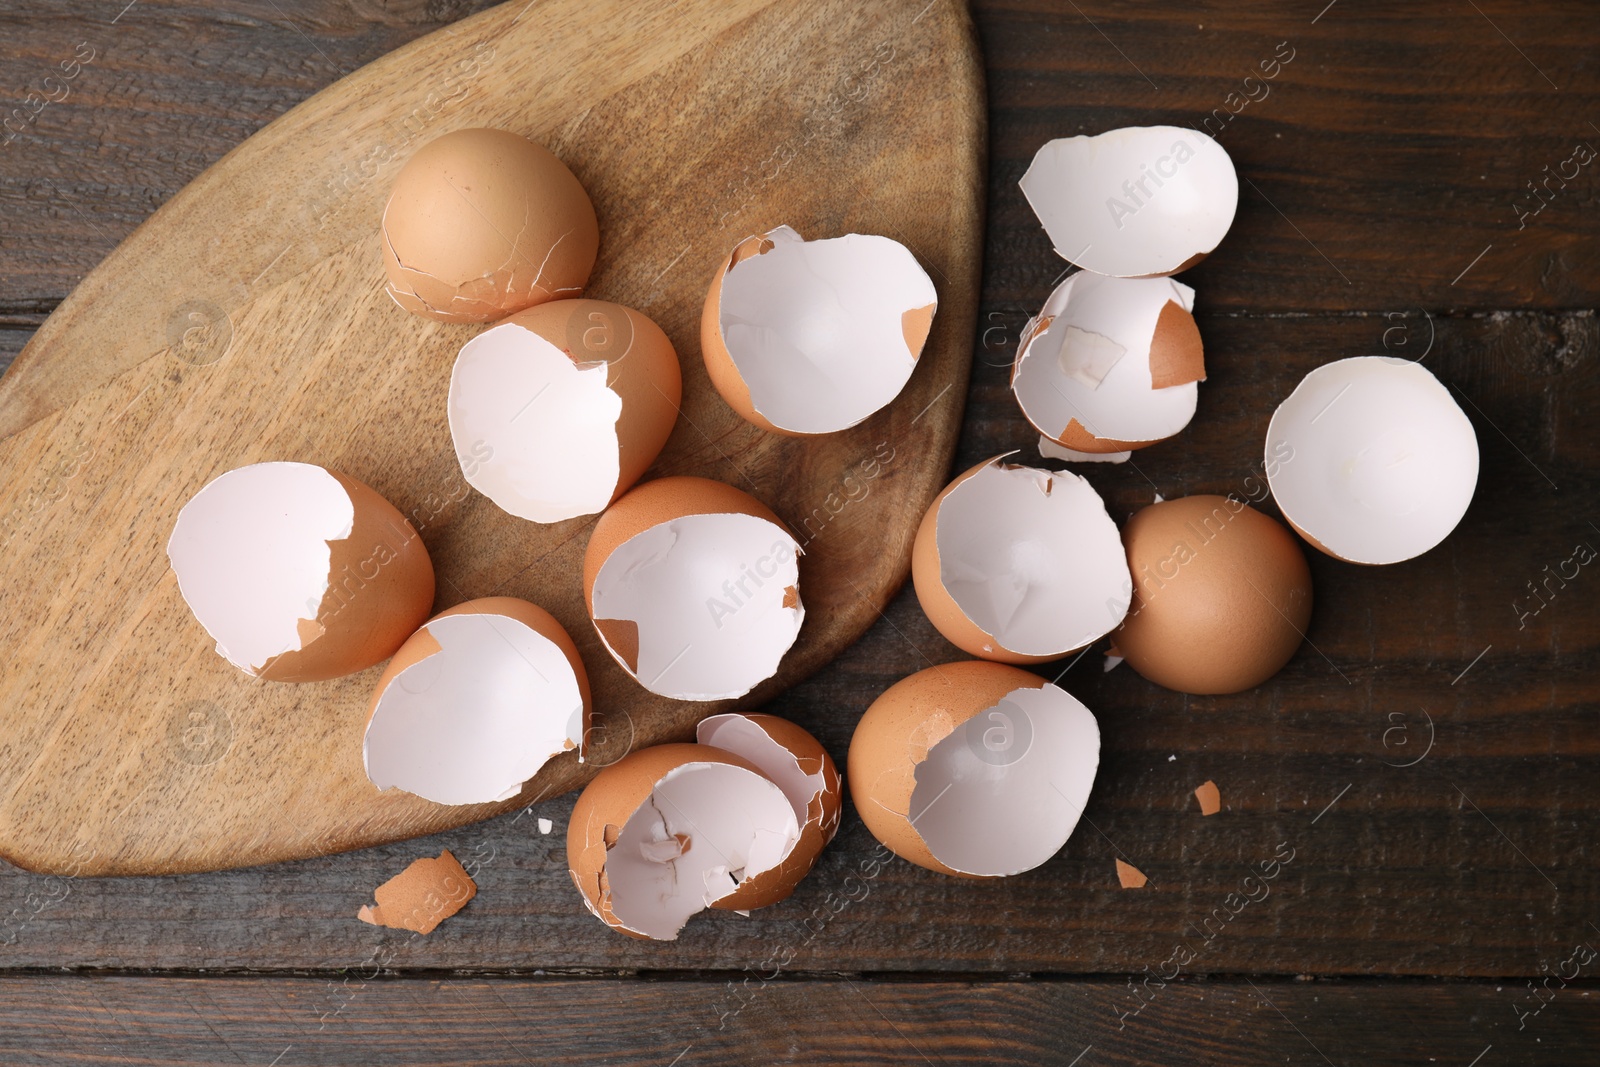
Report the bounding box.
[696,713,843,910]
[1012,272,1204,454]
[449,299,681,523]
[1115,495,1312,695]
[1265,356,1479,565]
[848,661,1100,878]
[700,225,937,436]
[167,462,435,682]
[381,128,599,324]
[362,597,591,805]
[1019,125,1238,278]
[566,743,798,940]
[912,455,1131,664]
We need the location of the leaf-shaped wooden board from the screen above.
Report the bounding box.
[0,0,983,875]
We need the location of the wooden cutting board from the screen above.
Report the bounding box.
[0,0,983,875]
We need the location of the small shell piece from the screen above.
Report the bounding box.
[167,461,435,682]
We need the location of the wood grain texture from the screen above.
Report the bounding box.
[0,0,985,874]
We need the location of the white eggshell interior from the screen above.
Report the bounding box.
[449,320,623,523]
[606,762,799,940]
[718,225,937,434]
[1266,355,1479,565]
[1014,272,1198,446]
[698,714,823,829]
[937,460,1132,658]
[1020,125,1238,277]
[364,612,585,806]
[1038,436,1131,464]
[909,683,1100,877]
[592,513,803,700]
[167,461,354,675]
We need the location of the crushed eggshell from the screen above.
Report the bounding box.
[357,850,477,934]
[167,461,435,682]
[1115,859,1148,888]
[701,225,937,436]
[1194,780,1221,816]
[538,818,553,835]
[363,597,590,806]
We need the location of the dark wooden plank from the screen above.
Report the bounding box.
[3,1,1600,314]
[0,975,1595,1065]
[0,326,31,378]
[1,308,1592,975]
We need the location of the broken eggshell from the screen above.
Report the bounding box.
[583,477,804,701]
[1020,125,1238,278]
[381,127,599,323]
[696,712,843,910]
[1013,271,1204,454]
[449,299,682,523]
[848,660,1100,878]
[1265,356,1479,565]
[567,743,800,940]
[912,455,1131,663]
[167,461,435,682]
[701,225,937,436]
[363,596,590,806]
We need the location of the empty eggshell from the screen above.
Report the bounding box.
[449,299,682,523]
[696,713,843,909]
[567,743,801,939]
[1266,356,1479,565]
[1013,271,1205,454]
[1115,495,1313,694]
[583,477,804,701]
[381,128,599,323]
[847,660,1100,878]
[167,461,435,682]
[363,597,590,805]
[912,455,1131,663]
[1020,125,1238,278]
[701,225,938,435]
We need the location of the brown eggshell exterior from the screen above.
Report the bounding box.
[1147,299,1206,390]
[257,471,435,682]
[1115,495,1313,694]
[697,713,844,910]
[566,743,770,939]
[498,299,682,506]
[847,661,1047,878]
[381,128,599,324]
[911,456,1073,665]
[701,233,792,436]
[364,596,593,757]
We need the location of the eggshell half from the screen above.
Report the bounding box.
[167,461,435,682]
[567,743,800,940]
[696,713,843,909]
[912,455,1131,663]
[848,661,1100,878]
[363,597,591,805]
[449,299,681,523]
[583,477,803,701]
[381,128,599,323]
[701,225,937,436]
[1115,495,1312,694]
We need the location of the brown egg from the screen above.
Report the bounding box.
[381,128,599,323]
[1115,494,1312,694]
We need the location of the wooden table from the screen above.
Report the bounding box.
[1,1,1596,1063]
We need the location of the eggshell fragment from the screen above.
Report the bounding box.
[167,461,435,682]
[583,477,803,700]
[1115,859,1148,888]
[1266,356,1479,565]
[701,225,938,435]
[357,850,476,934]
[1013,272,1204,453]
[848,661,1100,878]
[567,744,800,939]
[382,128,599,323]
[697,713,842,910]
[1020,125,1238,277]
[1194,780,1222,816]
[1115,495,1312,695]
[912,456,1131,663]
[363,597,590,806]
[449,299,681,523]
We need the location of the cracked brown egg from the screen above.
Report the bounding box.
[381,128,599,323]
